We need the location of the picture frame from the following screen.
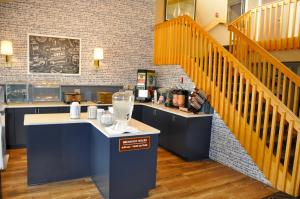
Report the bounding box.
[28,34,81,75]
[165,0,196,21]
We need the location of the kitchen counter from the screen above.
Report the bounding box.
[24,112,160,138]
[6,102,213,118]
[6,101,104,108]
[25,112,160,199]
[137,103,213,118]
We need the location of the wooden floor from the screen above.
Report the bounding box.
[1,148,277,199]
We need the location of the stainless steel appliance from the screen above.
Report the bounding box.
[135,69,156,102]
[32,83,61,102]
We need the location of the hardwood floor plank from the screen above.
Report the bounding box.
[1,148,277,199]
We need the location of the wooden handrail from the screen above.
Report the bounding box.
[154,15,300,196]
[229,0,300,118]
[228,25,300,86]
[231,0,300,51]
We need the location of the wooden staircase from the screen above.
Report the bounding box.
[154,16,300,197]
[228,0,300,120]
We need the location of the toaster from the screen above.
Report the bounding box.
[96,92,113,104]
[64,92,82,104]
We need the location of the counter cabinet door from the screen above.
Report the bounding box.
[14,108,36,147]
[156,110,172,149]
[141,106,157,127]
[132,105,143,122]
[38,107,60,114]
[168,114,188,157]
[5,108,16,148]
[57,107,70,113]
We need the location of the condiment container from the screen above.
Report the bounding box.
[87,106,97,119]
[70,102,80,119]
[97,108,105,123]
[172,93,178,107]
[178,94,185,107]
[100,111,114,126]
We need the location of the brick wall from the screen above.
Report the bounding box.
[210,112,271,185]
[0,0,154,85]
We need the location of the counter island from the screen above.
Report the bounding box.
[24,113,160,199]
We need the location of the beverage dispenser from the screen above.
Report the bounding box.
[135,69,156,102]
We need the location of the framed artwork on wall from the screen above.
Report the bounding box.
[28,34,81,75]
[165,0,196,21]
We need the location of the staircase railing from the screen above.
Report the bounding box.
[228,2,300,119]
[231,0,300,51]
[154,15,300,197]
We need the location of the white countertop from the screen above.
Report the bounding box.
[6,101,110,108]
[5,101,212,118]
[136,103,213,118]
[24,113,160,138]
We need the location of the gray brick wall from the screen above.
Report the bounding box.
[0,0,155,85]
[0,0,270,187]
[210,112,271,185]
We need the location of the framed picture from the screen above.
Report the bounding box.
[28,34,81,75]
[165,0,196,21]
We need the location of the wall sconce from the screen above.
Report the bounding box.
[94,47,103,69]
[1,40,13,63]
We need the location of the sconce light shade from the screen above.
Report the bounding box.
[94,48,103,60]
[1,40,13,55]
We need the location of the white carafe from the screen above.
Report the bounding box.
[70,102,81,119]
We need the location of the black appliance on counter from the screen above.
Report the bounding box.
[135,70,156,102]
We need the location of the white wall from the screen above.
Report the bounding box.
[195,0,230,45]
[195,0,228,26]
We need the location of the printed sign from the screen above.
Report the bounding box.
[119,136,151,152]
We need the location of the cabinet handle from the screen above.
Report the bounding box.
[153,110,157,116]
[172,115,176,122]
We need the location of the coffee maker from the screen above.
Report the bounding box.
[135,70,156,102]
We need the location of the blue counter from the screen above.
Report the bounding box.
[25,115,159,199]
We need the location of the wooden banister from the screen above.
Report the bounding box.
[154,15,300,197]
[229,0,300,119]
[231,0,300,51]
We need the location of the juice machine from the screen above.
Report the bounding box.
[135,69,156,102]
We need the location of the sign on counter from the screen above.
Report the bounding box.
[119,136,151,152]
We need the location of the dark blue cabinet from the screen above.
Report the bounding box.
[138,105,212,161]
[6,108,36,148]
[27,123,158,199]
[15,108,36,147]
[27,123,91,185]
[5,108,16,148]
[132,105,143,121]
[38,107,60,114]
